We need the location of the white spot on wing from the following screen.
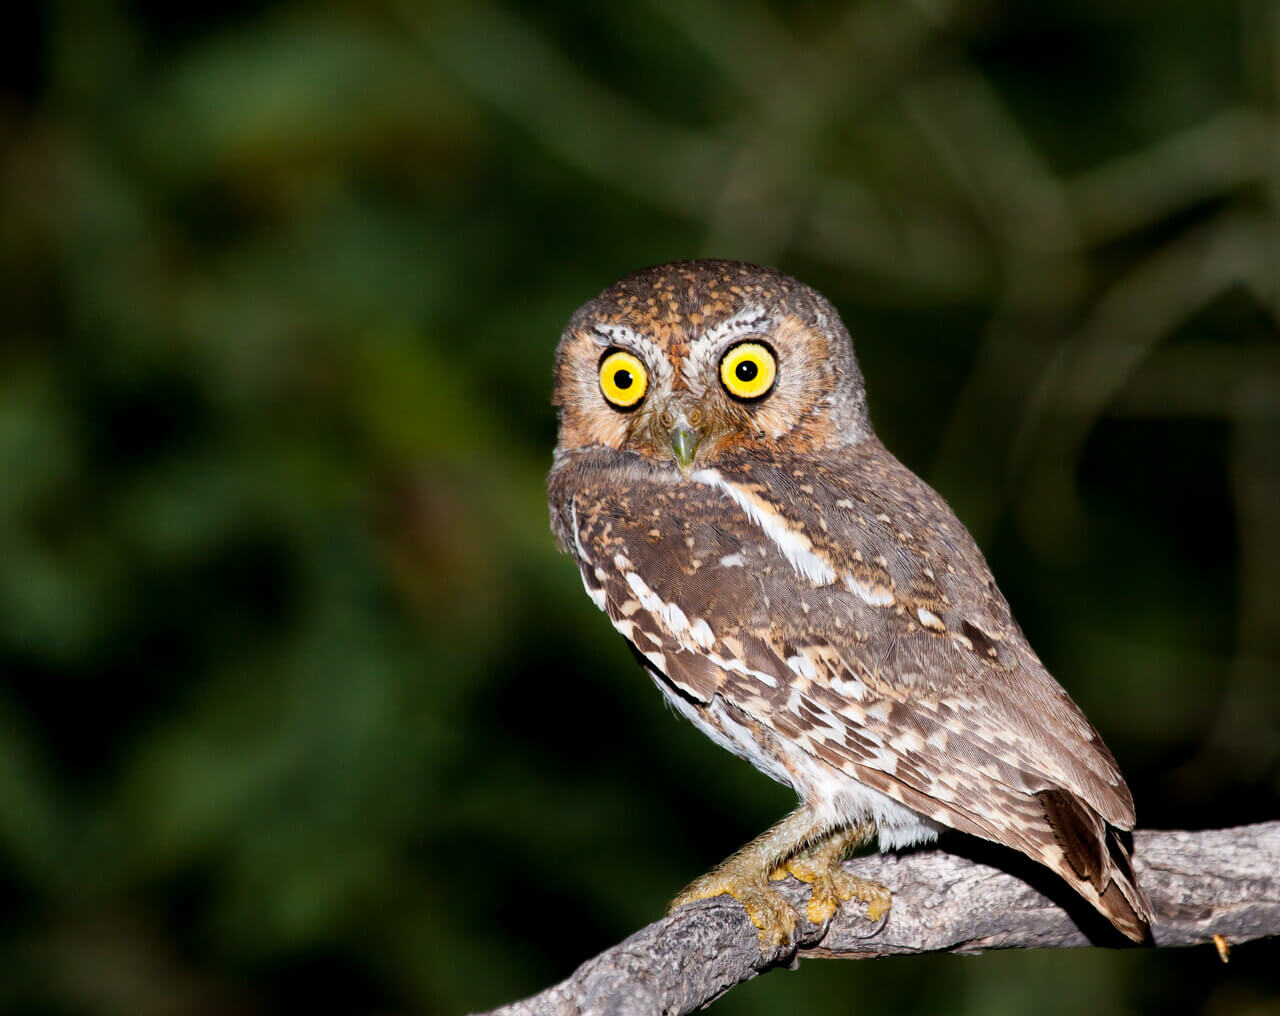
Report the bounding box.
[708,652,778,688]
[891,730,926,753]
[689,618,714,648]
[786,654,818,680]
[693,469,837,585]
[624,570,663,612]
[844,574,895,607]
[570,502,610,614]
[582,576,607,611]
[570,501,590,562]
[917,607,945,631]
[830,675,867,700]
[865,700,892,723]
[622,568,695,636]
[661,602,689,633]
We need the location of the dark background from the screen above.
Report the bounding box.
[2,1,1278,1013]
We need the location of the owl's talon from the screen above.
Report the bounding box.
[835,867,892,923]
[781,854,891,926]
[670,870,798,946]
[781,824,889,926]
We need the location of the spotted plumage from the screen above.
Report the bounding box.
[548,260,1152,943]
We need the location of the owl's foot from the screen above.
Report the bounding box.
[668,864,798,946]
[776,856,892,926]
[667,806,826,946]
[770,822,889,926]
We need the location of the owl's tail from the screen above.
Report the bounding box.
[1036,789,1154,943]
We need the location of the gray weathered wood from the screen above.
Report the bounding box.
[475,822,1280,1016]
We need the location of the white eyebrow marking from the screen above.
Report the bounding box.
[700,304,772,346]
[589,323,674,386]
[684,304,773,382]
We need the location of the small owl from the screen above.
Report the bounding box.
[547,260,1152,945]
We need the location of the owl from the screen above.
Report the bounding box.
[547,260,1152,945]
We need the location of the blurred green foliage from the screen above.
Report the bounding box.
[1,1,1278,1013]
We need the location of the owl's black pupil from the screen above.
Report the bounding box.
[613,369,633,390]
[735,360,759,382]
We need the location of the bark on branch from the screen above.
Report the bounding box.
[475,822,1280,1016]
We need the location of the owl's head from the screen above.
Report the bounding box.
[552,260,871,469]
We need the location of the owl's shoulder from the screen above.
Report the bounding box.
[548,445,679,549]
[704,439,1011,627]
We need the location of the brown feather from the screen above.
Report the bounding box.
[1038,788,1108,890]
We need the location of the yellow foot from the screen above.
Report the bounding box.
[669,868,797,946]
[768,823,890,926]
[772,853,892,925]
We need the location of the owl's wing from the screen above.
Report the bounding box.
[551,444,1151,939]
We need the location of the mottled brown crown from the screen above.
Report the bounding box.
[569,260,795,360]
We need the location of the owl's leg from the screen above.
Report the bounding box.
[667,805,825,946]
[769,821,890,926]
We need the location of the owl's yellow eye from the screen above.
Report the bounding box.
[719,342,777,401]
[598,349,648,409]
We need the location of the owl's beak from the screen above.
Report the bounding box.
[658,399,706,470]
[671,422,700,468]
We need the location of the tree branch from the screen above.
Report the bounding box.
[475,822,1280,1016]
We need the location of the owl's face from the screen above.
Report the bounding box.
[552,260,871,470]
